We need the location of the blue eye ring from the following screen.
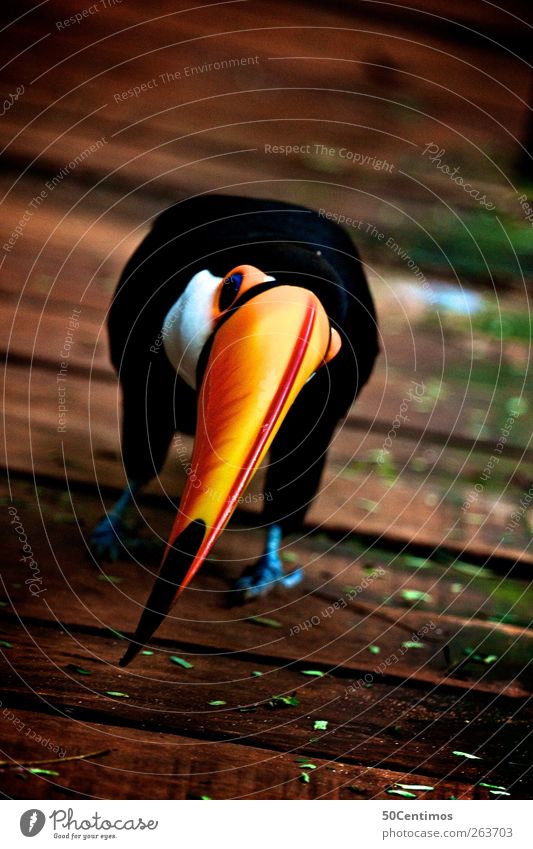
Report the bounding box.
[219,272,243,311]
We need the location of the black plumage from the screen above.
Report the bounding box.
[108,193,379,535]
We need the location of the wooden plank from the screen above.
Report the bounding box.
[3,304,531,479]
[290,534,533,627]
[3,277,532,458]
[0,619,531,791]
[2,174,532,460]
[1,0,530,319]
[0,708,481,800]
[3,285,533,458]
[3,0,528,175]
[3,355,532,563]
[2,479,532,697]
[0,181,148,314]
[359,0,532,45]
[3,290,532,460]
[0,298,112,377]
[5,474,532,628]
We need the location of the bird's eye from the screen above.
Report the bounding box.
[219,272,243,311]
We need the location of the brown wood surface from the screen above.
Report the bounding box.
[0,709,483,800]
[2,479,532,697]
[0,616,531,787]
[1,0,531,801]
[3,294,532,562]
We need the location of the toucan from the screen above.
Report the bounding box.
[89,194,379,666]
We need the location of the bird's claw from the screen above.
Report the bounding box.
[89,513,149,563]
[89,513,127,563]
[234,553,303,600]
[90,514,164,563]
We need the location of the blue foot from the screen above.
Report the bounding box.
[90,514,163,563]
[234,525,303,600]
[89,513,127,562]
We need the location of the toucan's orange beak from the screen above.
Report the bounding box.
[119,285,340,665]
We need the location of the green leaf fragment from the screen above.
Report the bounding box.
[51,513,77,524]
[507,396,527,416]
[299,771,311,784]
[488,612,519,625]
[170,655,193,669]
[403,556,431,569]
[463,648,498,664]
[402,641,425,649]
[394,783,434,791]
[313,720,328,731]
[67,665,92,676]
[368,645,380,654]
[0,640,13,648]
[356,498,379,513]
[300,670,326,677]
[28,768,60,776]
[282,552,297,563]
[387,788,417,798]
[247,616,282,628]
[200,795,212,800]
[105,691,130,698]
[400,589,432,603]
[141,650,154,656]
[452,751,481,759]
[453,561,491,578]
[98,574,122,584]
[251,671,263,677]
[208,700,226,706]
[268,694,300,708]
[489,790,511,796]
[479,782,507,790]
[282,696,300,707]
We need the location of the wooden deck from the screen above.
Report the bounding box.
[1,0,532,800]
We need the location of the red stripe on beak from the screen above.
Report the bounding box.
[119,286,331,665]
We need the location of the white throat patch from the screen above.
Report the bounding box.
[162,269,220,389]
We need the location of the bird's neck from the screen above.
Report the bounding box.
[162,269,219,389]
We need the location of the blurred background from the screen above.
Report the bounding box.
[0,0,532,801]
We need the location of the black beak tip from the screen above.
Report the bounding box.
[118,642,139,668]
[115,519,208,669]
